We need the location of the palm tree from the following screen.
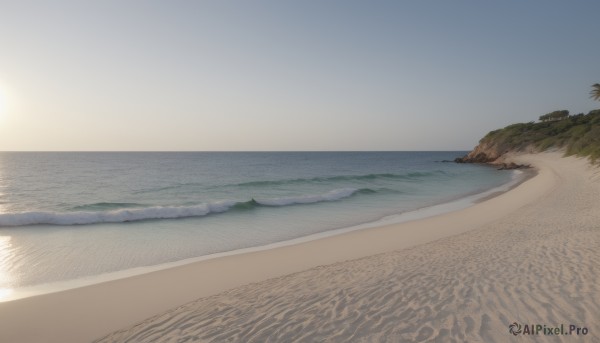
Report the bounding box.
[591,83,600,101]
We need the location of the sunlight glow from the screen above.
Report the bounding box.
[0,236,14,301]
[0,288,13,301]
[0,88,5,119]
[0,80,16,122]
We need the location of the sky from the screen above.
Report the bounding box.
[0,1,599,151]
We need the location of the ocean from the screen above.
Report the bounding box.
[0,152,519,299]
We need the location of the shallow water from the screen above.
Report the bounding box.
[0,152,514,292]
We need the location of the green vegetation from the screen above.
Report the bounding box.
[480,109,600,162]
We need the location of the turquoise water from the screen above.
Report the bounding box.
[0,152,515,293]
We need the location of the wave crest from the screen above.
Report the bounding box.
[134,171,446,195]
[235,171,444,188]
[0,188,376,227]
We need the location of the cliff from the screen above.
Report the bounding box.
[455,109,600,164]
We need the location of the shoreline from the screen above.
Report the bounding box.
[1,168,527,302]
[0,153,565,342]
[474,167,536,203]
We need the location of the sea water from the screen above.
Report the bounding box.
[0,152,518,297]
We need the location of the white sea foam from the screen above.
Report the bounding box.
[0,189,362,227]
[0,201,237,227]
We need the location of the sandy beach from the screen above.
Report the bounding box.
[1,152,598,342]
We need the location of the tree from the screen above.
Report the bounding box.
[539,110,569,122]
[591,83,600,101]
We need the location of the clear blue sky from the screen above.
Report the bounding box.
[0,1,598,151]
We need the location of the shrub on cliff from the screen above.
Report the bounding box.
[479,109,600,162]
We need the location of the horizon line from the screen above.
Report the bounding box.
[0,150,472,153]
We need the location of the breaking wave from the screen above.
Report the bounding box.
[0,188,378,227]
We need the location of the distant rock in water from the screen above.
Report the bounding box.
[454,152,530,169]
[454,139,511,164]
[496,162,531,170]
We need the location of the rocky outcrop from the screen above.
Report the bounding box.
[454,140,511,164]
[455,139,533,169]
[496,162,531,170]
